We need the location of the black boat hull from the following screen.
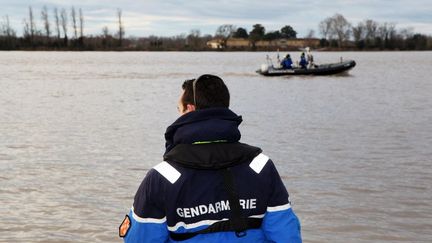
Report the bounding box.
[257,60,356,76]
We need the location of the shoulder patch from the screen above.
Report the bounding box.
[119,214,131,238]
[154,162,181,184]
[249,153,269,174]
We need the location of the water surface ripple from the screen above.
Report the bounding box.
[1,51,431,242]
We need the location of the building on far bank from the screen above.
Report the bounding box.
[207,38,320,50]
[206,39,224,49]
[278,38,320,48]
[226,38,251,48]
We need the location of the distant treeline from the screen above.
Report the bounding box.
[0,7,431,51]
[317,14,432,50]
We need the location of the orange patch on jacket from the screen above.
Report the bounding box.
[119,215,131,238]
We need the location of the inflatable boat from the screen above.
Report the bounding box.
[257,60,356,76]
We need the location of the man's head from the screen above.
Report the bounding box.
[178,74,230,114]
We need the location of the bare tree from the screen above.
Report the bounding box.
[319,14,351,47]
[79,8,84,38]
[54,8,61,39]
[187,29,201,48]
[60,8,68,44]
[377,22,396,45]
[1,18,5,36]
[0,15,16,49]
[376,22,391,48]
[28,6,36,41]
[0,17,5,36]
[387,23,397,41]
[102,26,110,38]
[215,24,236,47]
[117,8,125,46]
[399,27,414,39]
[71,6,78,39]
[364,19,378,41]
[331,14,352,47]
[215,24,236,38]
[1,15,16,37]
[23,18,30,39]
[319,17,332,39]
[102,26,111,48]
[353,19,399,49]
[41,6,50,39]
[377,23,388,40]
[352,22,365,43]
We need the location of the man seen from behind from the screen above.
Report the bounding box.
[119,74,302,242]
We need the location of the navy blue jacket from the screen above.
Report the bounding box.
[281,58,293,69]
[299,56,308,69]
[123,108,302,242]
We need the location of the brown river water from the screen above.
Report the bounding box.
[1,51,431,242]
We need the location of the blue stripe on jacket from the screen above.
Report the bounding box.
[124,206,301,243]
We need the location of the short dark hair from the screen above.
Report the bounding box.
[181,74,230,110]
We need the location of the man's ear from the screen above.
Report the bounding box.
[186,104,196,112]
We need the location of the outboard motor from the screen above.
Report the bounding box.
[261,64,269,73]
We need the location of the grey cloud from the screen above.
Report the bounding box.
[0,0,430,37]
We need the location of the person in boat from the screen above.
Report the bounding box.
[299,52,308,69]
[305,47,315,68]
[281,54,293,69]
[119,74,302,243]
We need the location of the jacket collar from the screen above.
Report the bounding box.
[164,108,242,154]
[164,143,262,169]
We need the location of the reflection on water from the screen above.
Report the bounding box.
[1,51,432,242]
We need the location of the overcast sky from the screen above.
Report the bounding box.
[1,0,431,37]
